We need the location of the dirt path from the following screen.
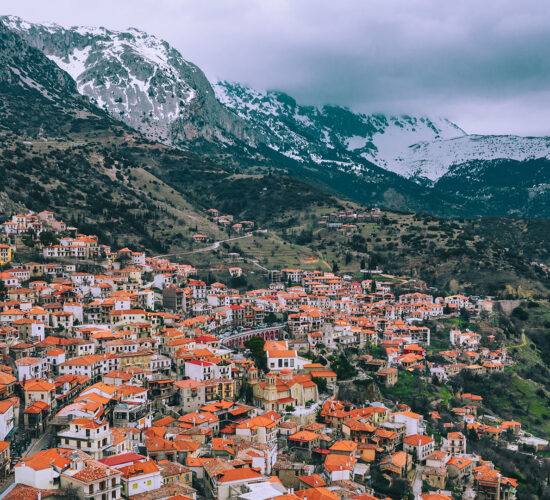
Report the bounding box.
[509,332,527,350]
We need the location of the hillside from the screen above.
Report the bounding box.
[273,210,550,297]
[434,157,550,218]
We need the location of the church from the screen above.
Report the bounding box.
[246,367,319,412]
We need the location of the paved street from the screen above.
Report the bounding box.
[411,465,424,498]
[23,428,53,458]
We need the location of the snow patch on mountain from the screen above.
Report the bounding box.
[389,134,550,181]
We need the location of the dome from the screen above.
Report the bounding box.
[280,368,292,375]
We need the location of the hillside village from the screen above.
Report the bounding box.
[0,209,547,500]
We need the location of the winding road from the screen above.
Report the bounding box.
[153,232,256,259]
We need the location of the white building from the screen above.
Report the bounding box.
[0,400,15,440]
[184,360,231,381]
[15,357,48,382]
[119,460,162,497]
[403,434,435,462]
[57,418,113,460]
[389,411,426,436]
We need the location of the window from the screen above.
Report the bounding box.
[89,486,94,494]
[132,484,138,489]
[146,480,151,486]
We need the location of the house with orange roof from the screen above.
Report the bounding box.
[45,348,66,375]
[60,456,122,500]
[444,431,466,454]
[297,474,327,490]
[211,467,266,500]
[372,428,400,453]
[23,378,56,409]
[119,459,162,497]
[12,318,45,343]
[474,467,517,500]
[236,413,280,446]
[500,420,521,435]
[323,453,356,482]
[178,411,219,433]
[328,440,358,456]
[341,416,376,444]
[15,448,72,489]
[145,437,178,462]
[403,434,435,462]
[15,357,48,382]
[157,460,192,486]
[212,437,236,458]
[446,456,474,483]
[380,450,412,477]
[288,430,321,457]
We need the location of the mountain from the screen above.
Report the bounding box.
[434,157,550,217]
[215,82,550,183]
[3,15,470,217]
[1,15,261,150]
[4,15,550,218]
[214,81,465,175]
[395,134,550,182]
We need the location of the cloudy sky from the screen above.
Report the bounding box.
[3,0,550,135]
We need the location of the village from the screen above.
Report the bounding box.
[0,209,546,500]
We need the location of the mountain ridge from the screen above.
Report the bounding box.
[3,15,550,217]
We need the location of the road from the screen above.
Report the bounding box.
[0,476,14,498]
[411,465,423,498]
[23,428,53,458]
[153,233,255,259]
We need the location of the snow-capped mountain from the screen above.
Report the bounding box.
[215,81,550,182]
[3,15,550,200]
[214,81,469,178]
[2,15,259,148]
